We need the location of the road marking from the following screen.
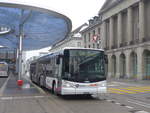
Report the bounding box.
[121,87,150,93]
[0,75,11,96]
[125,106,134,109]
[115,102,121,105]
[109,88,136,94]
[127,99,150,109]
[135,111,150,113]
[108,89,125,94]
[107,84,118,87]
[106,100,113,102]
[108,86,150,94]
[127,86,150,90]
[0,95,47,100]
[1,97,13,100]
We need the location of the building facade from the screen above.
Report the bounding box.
[49,23,88,53]
[81,16,102,49]
[100,0,150,80]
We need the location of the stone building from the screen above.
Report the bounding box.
[81,16,102,49]
[100,0,150,80]
[49,23,88,53]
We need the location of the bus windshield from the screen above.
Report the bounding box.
[62,49,106,83]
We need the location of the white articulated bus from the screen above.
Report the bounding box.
[0,62,9,77]
[30,47,108,96]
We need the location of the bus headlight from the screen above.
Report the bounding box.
[62,81,74,88]
[98,82,107,87]
[101,83,106,87]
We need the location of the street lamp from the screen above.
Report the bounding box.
[17,9,32,86]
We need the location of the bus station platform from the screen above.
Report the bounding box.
[0,73,44,97]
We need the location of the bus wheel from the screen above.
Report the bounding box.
[53,83,58,95]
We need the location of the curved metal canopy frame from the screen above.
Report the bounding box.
[0,2,72,50]
[0,2,72,82]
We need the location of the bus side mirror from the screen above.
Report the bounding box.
[104,55,108,64]
[56,55,63,65]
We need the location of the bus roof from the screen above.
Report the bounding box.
[61,47,104,51]
[31,47,105,63]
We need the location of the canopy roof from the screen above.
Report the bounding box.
[0,2,72,50]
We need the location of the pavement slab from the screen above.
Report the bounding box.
[1,74,43,97]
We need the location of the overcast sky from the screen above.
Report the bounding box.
[8,0,105,30]
[45,0,106,30]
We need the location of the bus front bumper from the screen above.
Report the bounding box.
[61,87,107,95]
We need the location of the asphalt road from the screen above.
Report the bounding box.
[0,75,150,113]
[0,93,132,113]
[107,80,150,113]
[0,77,7,88]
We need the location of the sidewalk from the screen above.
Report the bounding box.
[1,73,42,96]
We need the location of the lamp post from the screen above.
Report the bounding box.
[17,22,24,86]
[17,9,32,86]
[17,10,24,86]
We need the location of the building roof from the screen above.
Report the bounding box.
[99,0,124,14]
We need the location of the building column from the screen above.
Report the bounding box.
[125,52,131,78]
[117,13,122,48]
[102,21,107,49]
[139,0,145,42]
[109,17,114,49]
[108,55,112,78]
[137,48,144,80]
[116,53,121,79]
[127,7,133,44]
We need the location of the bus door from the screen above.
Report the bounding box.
[56,55,63,92]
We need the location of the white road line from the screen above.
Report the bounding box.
[1,97,13,100]
[0,95,47,100]
[107,84,118,86]
[125,106,134,109]
[115,102,121,105]
[135,111,150,113]
[106,100,113,102]
[0,75,11,96]
[127,99,150,109]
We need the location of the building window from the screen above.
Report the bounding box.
[88,45,90,48]
[93,30,95,36]
[98,28,100,34]
[88,33,91,42]
[77,42,81,47]
[97,44,100,49]
[84,34,86,43]
[93,44,95,48]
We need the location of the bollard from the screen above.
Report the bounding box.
[17,80,23,86]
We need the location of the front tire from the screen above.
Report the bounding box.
[52,83,59,95]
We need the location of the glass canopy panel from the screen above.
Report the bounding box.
[0,5,72,50]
